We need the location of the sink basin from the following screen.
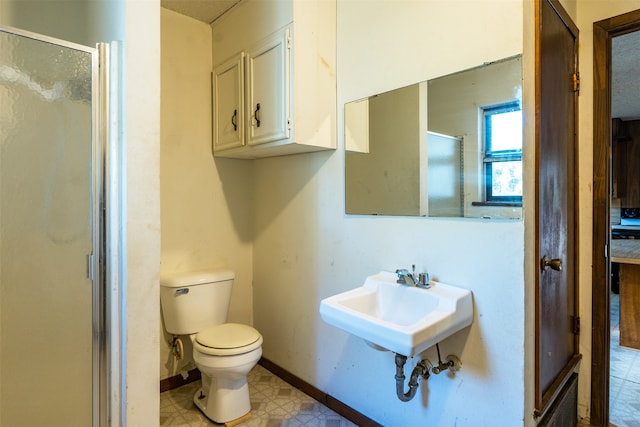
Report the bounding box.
[320,271,473,356]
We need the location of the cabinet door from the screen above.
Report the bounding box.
[213,52,244,151]
[246,28,291,146]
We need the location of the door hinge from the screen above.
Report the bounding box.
[286,34,292,50]
[572,72,580,94]
[572,316,581,335]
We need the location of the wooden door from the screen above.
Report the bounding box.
[535,0,582,417]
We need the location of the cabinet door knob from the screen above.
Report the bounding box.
[254,103,261,127]
[231,109,238,131]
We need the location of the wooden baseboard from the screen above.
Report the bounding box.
[160,368,201,393]
[160,358,380,426]
[258,358,382,427]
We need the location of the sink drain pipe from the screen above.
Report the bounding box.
[394,354,430,402]
[394,344,461,402]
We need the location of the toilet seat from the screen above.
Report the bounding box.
[195,323,263,356]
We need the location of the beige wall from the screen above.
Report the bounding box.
[252,1,528,425]
[124,2,161,426]
[0,0,90,42]
[159,8,254,380]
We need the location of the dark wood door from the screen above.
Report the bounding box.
[535,0,582,416]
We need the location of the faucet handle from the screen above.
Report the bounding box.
[418,273,430,288]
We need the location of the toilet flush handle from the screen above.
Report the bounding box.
[175,288,189,295]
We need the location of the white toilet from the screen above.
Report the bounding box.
[160,269,263,423]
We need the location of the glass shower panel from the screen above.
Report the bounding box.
[0,30,95,426]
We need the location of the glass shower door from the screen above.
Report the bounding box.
[0,28,101,426]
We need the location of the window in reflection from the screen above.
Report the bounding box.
[482,102,522,203]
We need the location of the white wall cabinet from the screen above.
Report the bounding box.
[245,28,291,147]
[211,0,336,159]
[212,52,245,151]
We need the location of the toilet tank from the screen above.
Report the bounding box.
[160,269,234,335]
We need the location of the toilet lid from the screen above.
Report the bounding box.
[195,323,263,356]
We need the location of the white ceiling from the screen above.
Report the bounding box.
[612,31,640,121]
[161,1,640,121]
[161,0,241,24]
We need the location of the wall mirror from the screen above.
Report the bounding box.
[345,55,523,219]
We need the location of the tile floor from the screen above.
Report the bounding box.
[160,364,358,427]
[610,292,640,427]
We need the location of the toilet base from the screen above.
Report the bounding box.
[193,377,251,423]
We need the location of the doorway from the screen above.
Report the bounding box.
[592,9,640,427]
[0,26,109,425]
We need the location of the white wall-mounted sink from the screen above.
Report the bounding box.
[320,271,473,356]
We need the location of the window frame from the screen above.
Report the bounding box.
[482,101,523,204]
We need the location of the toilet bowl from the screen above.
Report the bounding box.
[160,270,263,423]
[191,323,263,422]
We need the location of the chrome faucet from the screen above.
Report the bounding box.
[396,268,417,286]
[396,265,430,289]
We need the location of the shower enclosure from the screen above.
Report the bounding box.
[0,27,108,425]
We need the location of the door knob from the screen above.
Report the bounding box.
[541,255,562,271]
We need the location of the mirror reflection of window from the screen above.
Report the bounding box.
[344,55,523,219]
[482,102,523,203]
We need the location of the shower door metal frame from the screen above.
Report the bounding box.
[0,25,112,427]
